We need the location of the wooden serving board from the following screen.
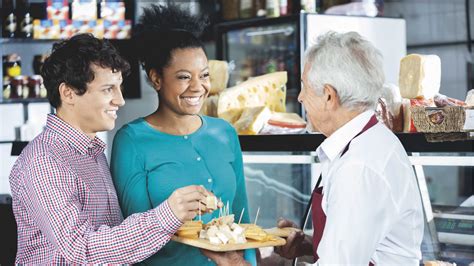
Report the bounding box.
[171,234,286,252]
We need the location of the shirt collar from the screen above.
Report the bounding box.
[316,110,374,162]
[46,114,106,156]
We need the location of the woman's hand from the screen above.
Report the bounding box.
[167,185,208,222]
[200,250,250,266]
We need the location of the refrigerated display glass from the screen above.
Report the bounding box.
[217,16,301,114]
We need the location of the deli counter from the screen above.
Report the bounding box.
[239,134,474,264]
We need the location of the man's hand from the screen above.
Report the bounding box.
[273,218,313,259]
[200,250,250,266]
[167,185,208,222]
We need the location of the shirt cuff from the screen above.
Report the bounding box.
[154,200,183,234]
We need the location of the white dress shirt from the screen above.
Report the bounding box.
[313,110,424,265]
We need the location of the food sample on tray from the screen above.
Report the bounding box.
[201,215,247,245]
[399,54,441,100]
[176,220,203,239]
[205,195,223,211]
[176,214,276,245]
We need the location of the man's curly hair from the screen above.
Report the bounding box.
[41,33,130,108]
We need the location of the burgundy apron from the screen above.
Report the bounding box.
[311,114,378,263]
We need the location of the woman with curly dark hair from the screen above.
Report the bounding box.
[110,5,256,266]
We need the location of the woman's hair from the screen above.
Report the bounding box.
[304,31,385,111]
[41,33,130,108]
[134,4,209,77]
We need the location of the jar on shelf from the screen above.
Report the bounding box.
[3,77,12,99]
[4,54,22,78]
[10,76,23,99]
[28,75,42,98]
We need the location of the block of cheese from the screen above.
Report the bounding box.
[208,60,229,95]
[217,72,287,124]
[399,54,441,99]
[200,94,219,117]
[465,89,474,106]
[233,106,272,135]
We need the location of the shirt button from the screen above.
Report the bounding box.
[208,258,212,262]
[197,157,201,161]
[184,136,188,139]
[207,178,212,183]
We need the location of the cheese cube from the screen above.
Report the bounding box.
[209,236,221,244]
[199,229,208,239]
[216,232,229,244]
[218,72,287,123]
[205,195,218,210]
[399,54,441,99]
[233,106,272,135]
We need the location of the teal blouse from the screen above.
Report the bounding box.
[110,115,256,266]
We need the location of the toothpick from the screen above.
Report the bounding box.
[219,198,223,217]
[226,201,230,216]
[198,200,201,221]
[238,208,245,224]
[254,207,260,225]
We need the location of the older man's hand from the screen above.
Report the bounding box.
[273,218,313,259]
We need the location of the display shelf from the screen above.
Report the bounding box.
[0,38,56,44]
[239,133,474,153]
[0,98,49,104]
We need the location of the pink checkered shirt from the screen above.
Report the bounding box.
[9,114,183,264]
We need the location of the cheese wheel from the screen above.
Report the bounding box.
[217,72,287,124]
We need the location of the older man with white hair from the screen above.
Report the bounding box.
[274,31,424,265]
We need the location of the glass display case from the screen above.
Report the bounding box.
[239,134,474,264]
[216,14,406,116]
[216,15,301,114]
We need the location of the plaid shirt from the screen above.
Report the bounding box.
[9,114,182,264]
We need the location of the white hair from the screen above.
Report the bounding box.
[304,31,385,111]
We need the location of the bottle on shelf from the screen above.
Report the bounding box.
[21,76,29,99]
[279,0,288,16]
[221,0,239,20]
[266,0,280,17]
[301,0,316,13]
[2,0,17,38]
[28,75,42,98]
[4,54,22,79]
[15,0,33,38]
[10,76,23,99]
[3,77,12,99]
[239,0,255,19]
[255,0,266,17]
